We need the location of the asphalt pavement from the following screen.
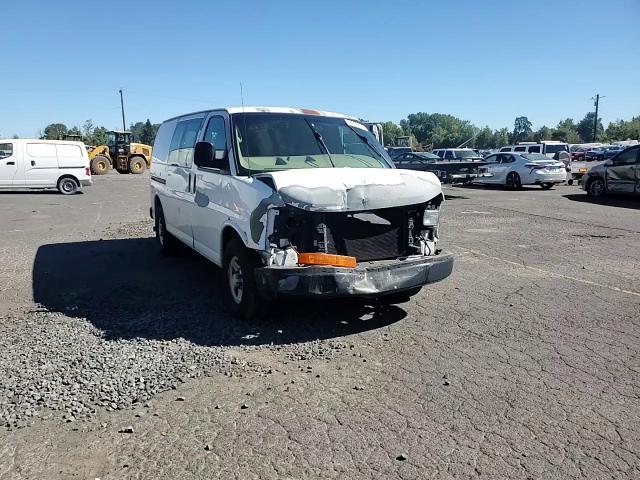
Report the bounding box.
[0,172,639,479]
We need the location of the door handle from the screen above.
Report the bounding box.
[31,160,36,166]
[193,174,197,192]
[6,161,15,165]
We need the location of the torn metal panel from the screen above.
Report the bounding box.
[260,168,442,212]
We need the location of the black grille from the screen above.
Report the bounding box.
[324,209,405,261]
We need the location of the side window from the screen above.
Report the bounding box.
[203,116,227,155]
[485,154,498,164]
[501,154,515,164]
[0,142,13,159]
[514,146,526,152]
[444,150,454,159]
[527,145,541,153]
[612,148,638,166]
[168,118,203,167]
[152,121,176,164]
[500,147,510,152]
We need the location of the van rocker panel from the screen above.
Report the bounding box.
[255,252,453,298]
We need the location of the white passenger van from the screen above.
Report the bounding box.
[150,107,453,319]
[499,141,569,159]
[0,139,92,194]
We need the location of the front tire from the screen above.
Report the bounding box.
[155,203,179,255]
[540,183,553,190]
[57,177,79,195]
[223,238,268,321]
[90,155,110,175]
[586,177,606,197]
[129,156,146,174]
[506,172,522,190]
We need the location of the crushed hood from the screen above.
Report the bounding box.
[258,167,442,212]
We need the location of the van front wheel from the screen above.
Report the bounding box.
[58,177,79,195]
[155,204,179,255]
[223,238,268,321]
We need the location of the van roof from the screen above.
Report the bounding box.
[0,138,85,146]
[164,106,358,122]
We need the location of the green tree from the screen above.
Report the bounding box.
[533,126,552,142]
[89,126,108,146]
[140,119,158,145]
[577,112,603,142]
[43,123,68,140]
[605,116,640,141]
[82,119,95,139]
[67,126,82,137]
[12,134,19,139]
[380,121,404,146]
[495,128,510,147]
[400,112,475,149]
[510,116,532,144]
[474,126,494,149]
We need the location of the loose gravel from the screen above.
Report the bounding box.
[0,305,355,429]
[0,308,242,429]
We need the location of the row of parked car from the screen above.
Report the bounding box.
[571,144,625,161]
[387,140,640,195]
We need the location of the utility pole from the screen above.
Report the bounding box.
[119,89,126,131]
[591,94,605,142]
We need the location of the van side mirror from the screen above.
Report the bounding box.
[194,142,226,169]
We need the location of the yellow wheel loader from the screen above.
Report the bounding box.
[88,130,152,175]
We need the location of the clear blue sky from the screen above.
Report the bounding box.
[1,0,639,137]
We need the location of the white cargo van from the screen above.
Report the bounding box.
[499,141,569,159]
[0,139,92,194]
[150,107,453,319]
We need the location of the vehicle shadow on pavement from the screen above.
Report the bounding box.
[563,194,640,210]
[32,238,406,347]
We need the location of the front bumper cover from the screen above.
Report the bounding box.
[256,253,454,298]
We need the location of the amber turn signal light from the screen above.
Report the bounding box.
[298,253,357,268]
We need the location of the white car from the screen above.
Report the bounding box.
[474,152,566,189]
[150,107,453,319]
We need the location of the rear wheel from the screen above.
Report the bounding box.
[505,172,522,190]
[128,156,146,174]
[586,177,606,197]
[155,203,179,255]
[223,238,269,321]
[90,155,110,175]
[57,177,79,195]
[540,183,554,190]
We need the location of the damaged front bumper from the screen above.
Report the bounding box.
[255,253,453,298]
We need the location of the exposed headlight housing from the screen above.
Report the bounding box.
[423,209,440,226]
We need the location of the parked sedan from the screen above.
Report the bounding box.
[585,145,622,161]
[474,152,566,189]
[570,146,589,161]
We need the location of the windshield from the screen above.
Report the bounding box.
[106,132,116,146]
[455,150,480,159]
[231,113,392,174]
[544,144,568,154]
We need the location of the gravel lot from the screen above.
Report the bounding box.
[1,172,639,479]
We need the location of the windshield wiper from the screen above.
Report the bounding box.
[344,123,386,161]
[304,119,336,167]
